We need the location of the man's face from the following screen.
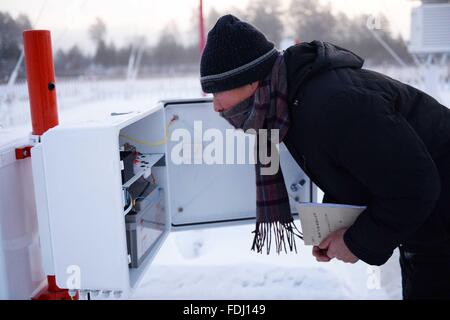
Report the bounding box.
[212,81,259,112]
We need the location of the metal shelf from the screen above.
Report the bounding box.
[122,153,164,189]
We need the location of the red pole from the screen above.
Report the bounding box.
[32,275,78,300]
[199,0,206,55]
[23,30,59,136]
[22,30,74,300]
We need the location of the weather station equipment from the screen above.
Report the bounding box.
[408,0,450,101]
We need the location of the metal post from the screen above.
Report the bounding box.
[23,30,59,136]
[21,30,76,300]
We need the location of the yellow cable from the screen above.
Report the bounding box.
[119,117,176,147]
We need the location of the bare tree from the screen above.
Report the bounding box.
[246,0,284,47]
[0,11,31,82]
[288,0,413,65]
[206,7,221,32]
[89,17,106,44]
[152,23,184,65]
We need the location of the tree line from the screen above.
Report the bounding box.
[0,0,414,83]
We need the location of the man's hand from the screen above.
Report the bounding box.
[312,228,359,264]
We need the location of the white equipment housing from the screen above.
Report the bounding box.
[0,136,46,299]
[28,99,315,297]
[409,1,450,55]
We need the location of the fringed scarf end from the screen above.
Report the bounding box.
[251,220,303,254]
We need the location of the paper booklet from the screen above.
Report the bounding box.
[293,202,367,246]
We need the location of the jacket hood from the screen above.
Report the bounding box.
[284,41,364,102]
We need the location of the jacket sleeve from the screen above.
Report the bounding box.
[325,91,441,265]
[322,193,338,204]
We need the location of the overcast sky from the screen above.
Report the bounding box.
[1,0,420,53]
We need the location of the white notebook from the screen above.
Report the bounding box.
[293,202,367,246]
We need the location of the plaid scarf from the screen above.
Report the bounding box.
[220,52,303,254]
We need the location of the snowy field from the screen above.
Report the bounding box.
[1,69,449,300]
[131,224,402,300]
[0,76,203,133]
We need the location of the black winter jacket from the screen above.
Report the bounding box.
[283,41,450,266]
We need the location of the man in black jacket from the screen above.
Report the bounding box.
[200,15,450,299]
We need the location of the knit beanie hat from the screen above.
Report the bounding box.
[200,14,279,93]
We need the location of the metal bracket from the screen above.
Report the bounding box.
[15,146,32,160]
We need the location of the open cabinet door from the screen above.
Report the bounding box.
[162,99,314,231]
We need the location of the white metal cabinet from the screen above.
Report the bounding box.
[0,139,46,299]
[30,98,314,296]
[409,3,450,54]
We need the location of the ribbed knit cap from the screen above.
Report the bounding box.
[200,14,279,93]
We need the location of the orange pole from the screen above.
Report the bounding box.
[22,30,75,300]
[23,30,59,136]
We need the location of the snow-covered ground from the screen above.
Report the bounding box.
[0,76,203,131]
[1,70,448,300]
[131,224,402,300]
